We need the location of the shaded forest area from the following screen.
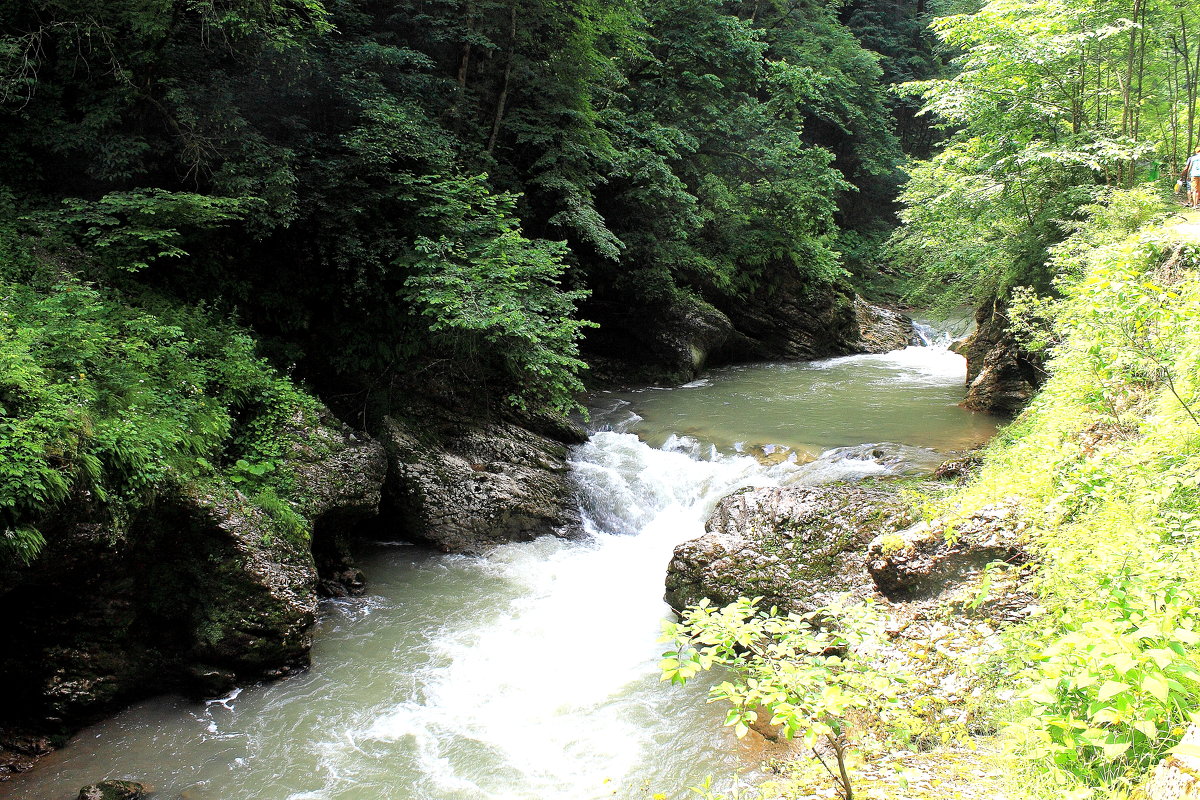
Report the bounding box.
[1,0,938,416]
[0,0,949,569]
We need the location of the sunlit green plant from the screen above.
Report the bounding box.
[1008,573,1200,794]
[661,596,907,800]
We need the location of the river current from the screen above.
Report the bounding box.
[8,329,997,800]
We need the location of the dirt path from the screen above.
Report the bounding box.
[1166,207,1200,242]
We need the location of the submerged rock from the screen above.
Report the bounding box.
[381,410,583,552]
[665,486,916,615]
[960,300,1043,416]
[791,442,947,484]
[77,780,147,800]
[866,502,1028,601]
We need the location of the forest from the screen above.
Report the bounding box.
[4,0,1200,797]
[0,0,932,564]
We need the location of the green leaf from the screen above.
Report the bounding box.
[1143,674,1170,703]
[1133,719,1158,740]
[1169,743,1200,760]
[1097,681,1132,702]
[1101,739,1132,760]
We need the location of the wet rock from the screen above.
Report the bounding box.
[867,502,1028,601]
[934,453,984,482]
[0,731,53,780]
[854,298,918,354]
[316,566,366,598]
[665,486,917,615]
[381,410,583,552]
[0,402,386,740]
[287,406,388,527]
[1146,723,1200,799]
[960,300,1044,416]
[77,780,146,800]
[582,296,734,384]
[716,280,863,363]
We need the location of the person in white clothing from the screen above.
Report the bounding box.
[1186,147,1200,209]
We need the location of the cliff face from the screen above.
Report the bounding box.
[0,409,387,744]
[583,283,916,387]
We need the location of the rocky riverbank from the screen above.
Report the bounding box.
[662,459,1038,798]
[0,291,919,783]
[583,288,917,387]
[0,399,584,781]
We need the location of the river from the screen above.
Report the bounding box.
[7,329,998,800]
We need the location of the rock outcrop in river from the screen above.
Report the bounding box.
[666,469,1029,616]
[960,299,1044,415]
[665,485,917,614]
[0,404,387,771]
[380,408,585,552]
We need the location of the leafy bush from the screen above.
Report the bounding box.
[661,596,906,799]
[935,195,1200,796]
[401,177,594,414]
[1009,574,1200,793]
[0,240,320,565]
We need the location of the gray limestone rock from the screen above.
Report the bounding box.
[866,501,1028,601]
[960,300,1043,416]
[381,412,583,552]
[665,486,916,615]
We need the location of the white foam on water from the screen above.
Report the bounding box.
[332,431,800,800]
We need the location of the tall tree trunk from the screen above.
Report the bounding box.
[486,5,518,156]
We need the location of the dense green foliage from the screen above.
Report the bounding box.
[0,233,319,563]
[891,0,1200,305]
[0,0,917,415]
[940,199,1200,797]
[0,0,939,565]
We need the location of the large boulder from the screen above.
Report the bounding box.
[77,780,147,800]
[960,300,1043,415]
[287,406,388,526]
[381,411,583,552]
[0,482,320,732]
[0,405,387,745]
[665,486,917,615]
[854,298,918,354]
[866,502,1028,601]
[283,406,388,597]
